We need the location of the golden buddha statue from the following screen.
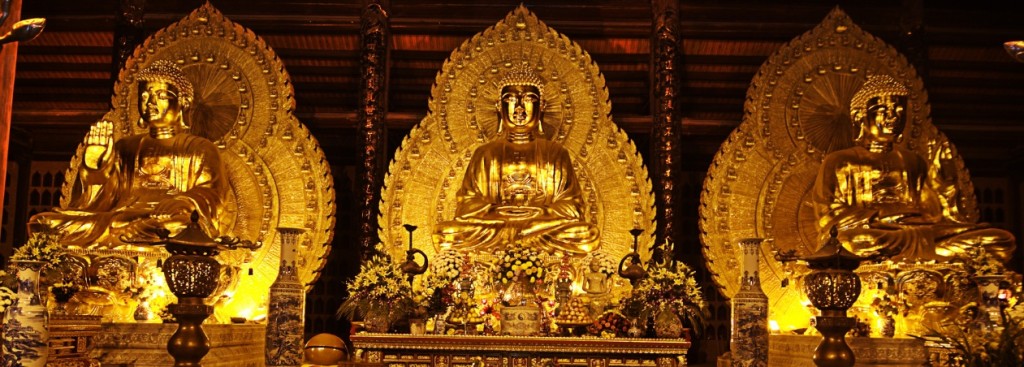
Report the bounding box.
[812,74,1015,263]
[28,60,230,248]
[435,64,599,255]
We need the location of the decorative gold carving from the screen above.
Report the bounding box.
[92,323,265,367]
[56,3,335,321]
[699,7,974,328]
[351,334,688,366]
[378,5,655,265]
[46,315,102,367]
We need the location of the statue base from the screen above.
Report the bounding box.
[91,323,264,367]
[768,335,932,367]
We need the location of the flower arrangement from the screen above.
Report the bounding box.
[619,262,707,333]
[336,252,416,330]
[413,249,463,318]
[0,269,15,314]
[492,247,549,307]
[0,286,14,314]
[492,247,546,285]
[431,249,464,281]
[933,297,1024,366]
[11,232,64,265]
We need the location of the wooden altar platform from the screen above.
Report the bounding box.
[350,334,691,367]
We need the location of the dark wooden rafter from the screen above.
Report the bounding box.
[4,0,1022,188]
[649,0,680,266]
[356,0,390,260]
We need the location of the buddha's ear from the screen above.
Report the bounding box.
[851,108,866,140]
[536,100,545,134]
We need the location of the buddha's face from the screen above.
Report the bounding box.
[139,80,184,129]
[499,84,542,137]
[859,94,907,144]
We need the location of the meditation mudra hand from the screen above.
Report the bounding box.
[811,74,1015,263]
[29,60,230,248]
[435,64,599,255]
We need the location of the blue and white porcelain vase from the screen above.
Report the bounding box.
[731,239,768,367]
[265,228,306,367]
[2,260,49,367]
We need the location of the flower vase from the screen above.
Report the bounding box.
[731,238,768,367]
[265,228,306,367]
[627,318,644,338]
[972,274,1005,328]
[433,315,447,335]
[654,307,684,338]
[363,312,390,333]
[133,301,152,321]
[2,260,49,367]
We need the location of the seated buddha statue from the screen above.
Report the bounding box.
[28,60,230,248]
[435,64,599,255]
[811,74,1015,263]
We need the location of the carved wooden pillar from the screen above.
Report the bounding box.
[0,0,24,219]
[649,0,681,264]
[111,0,146,83]
[899,0,927,79]
[356,0,390,259]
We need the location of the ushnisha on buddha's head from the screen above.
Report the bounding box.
[850,74,910,147]
[135,60,194,137]
[496,63,545,143]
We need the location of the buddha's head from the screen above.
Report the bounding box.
[850,74,909,146]
[136,60,194,135]
[497,63,545,142]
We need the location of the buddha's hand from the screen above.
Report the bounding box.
[870,211,925,228]
[83,120,114,170]
[494,205,542,220]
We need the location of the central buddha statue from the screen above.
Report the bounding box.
[811,74,1015,263]
[435,64,599,255]
[28,60,230,248]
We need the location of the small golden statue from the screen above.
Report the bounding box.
[812,74,1015,263]
[582,257,611,295]
[434,63,599,255]
[28,60,230,248]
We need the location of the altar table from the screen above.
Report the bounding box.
[350,334,690,367]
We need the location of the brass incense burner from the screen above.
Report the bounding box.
[800,227,868,367]
[123,211,257,366]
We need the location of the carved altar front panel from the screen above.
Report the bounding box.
[351,334,689,367]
